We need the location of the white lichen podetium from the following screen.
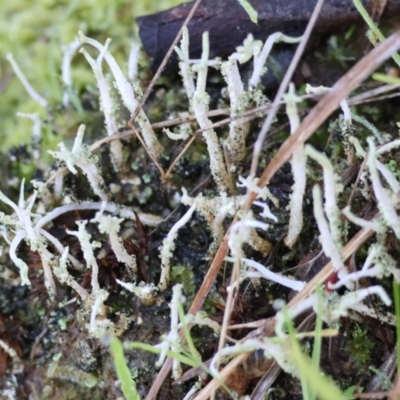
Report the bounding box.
[154,284,185,380]
[91,209,137,275]
[312,185,348,286]
[177,30,230,195]
[229,256,306,291]
[328,242,398,290]
[284,83,306,248]
[61,38,81,107]
[350,135,400,194]
[78,32,164,159]
[249,32,302,90]
[367,137,400,238]
[48,124,108,202]
[226,176,278,259]
[0,180,57,297]
[158,200,198,292]
[6,53,48,109]
[220,35,255,164]
[80,39,123,172]
[175,27,196,111]
[306,84,356,165]
[306,145,344,249]
[53,247,88,301]
[116,191,199,303]
[65,220,113,338]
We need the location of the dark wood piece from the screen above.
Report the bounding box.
[136,0,400,73]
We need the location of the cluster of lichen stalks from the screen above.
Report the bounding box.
[1,17,400,399]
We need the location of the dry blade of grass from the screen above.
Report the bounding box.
[145,235,232,400]
[251,362,282,400]
[204,1,324,392]
[189,29,400,400]
[128,0,202,128]
[125,0,202,177]
[354,393,390,399]
[246,29,400,207]
[126,0,203,179]
[192,220,375,399]
[389,373,400,400]
[249,0,325,178]
[348,82,400,104]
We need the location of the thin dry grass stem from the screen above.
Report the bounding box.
[189,30,400,399]
[212,259,240,396]
[251,315,316,400]
[29,324,48,362]
[149,28,400,400]
[348,82,400,104]
[227,320,268,330]
[355,392,391,399]
[195,353,251,400]
[72,83,396,150]
[281,250,324,274]
[251,362,282,400]
[354,90,400,104]
[347,156,368,207]
[94,94,316,147]
[125,0,202,193]
[163,95,305,180]
[368,0,388,22]
[194,225,376,399]
[151,108,231,129]
[249,0,325,179]
[287,224,374,311]
[131,125,165,178]
[128,0,202,129]
[45,166,66,187]
[389,373,400,400]
[248,29,400,209]
[193,320,277,400]
[164,134,198,180]
[145,236,232,400]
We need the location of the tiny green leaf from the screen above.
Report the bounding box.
[110,337,140,400]
[237,0,258,23]
[372,73,400,85]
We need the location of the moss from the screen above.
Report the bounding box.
[171,265,196,299]
[345,324,373,370]
[0,0,182,152]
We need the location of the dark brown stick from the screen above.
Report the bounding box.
[137,0,400,73]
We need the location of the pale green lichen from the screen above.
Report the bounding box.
[284,84,306,248]
[79,32,164,159]
[48,124,108,201]
[306,145,343,249]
